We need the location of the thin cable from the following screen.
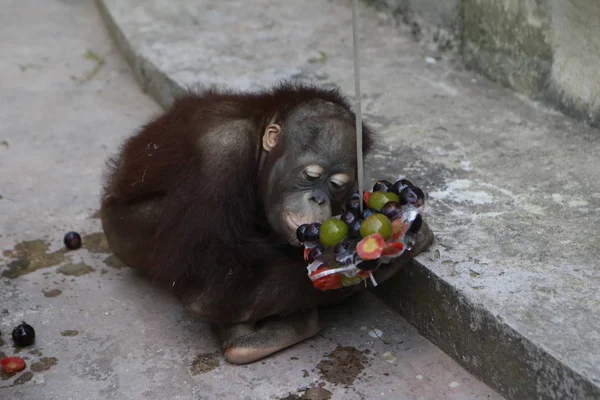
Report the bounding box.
[352,0,364,212]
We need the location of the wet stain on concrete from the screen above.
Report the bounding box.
[280,384,332,400]
[61,330,79,337]
[82,232,110,253]
[188,352,220,375]
[317,346,368,385]
[30,356,58,372]
[57,262,95,276]
[29,349,43,357]
[2,240,67,278]
[13,371,34,385]
[0,337,5,347]
[43,288,62,297]
[103,254,125,269]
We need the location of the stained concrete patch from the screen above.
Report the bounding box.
[57,262,95,276]
[103,254,125,269]
[43,289,62,297]
[82,232,111,253]
[1,240,67,278]
[60,330,79,337]
[280,385,333,400]
[188,352,220,375]
[316,346,368,385]
[30,357,58,372]
[13,371,34,386]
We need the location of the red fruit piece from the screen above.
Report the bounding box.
[1,356,26,373]
[356,233,385,260]
[392,219,409,241]
[363,191,372,206]
[310,267,342,291]
[303,248,311,262]
[382,242,405,256]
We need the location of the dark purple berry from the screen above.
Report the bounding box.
[392,179,413,195]
[408,214,423,234]
[334,240,352,254]
[296,224,310,242]
[380,201,403,220]
[361,208,377,220]
[411,186,425,204]
[357,259,379,271]
[341,211,357,226]
[348,219,362,238]
[63,231,82,250]
[348,190,360,200]
[12,321,35,347]
[346,197,361,214]
[304,223,321,242]
[373,180,393,192]
[398,187,418,205]
[307,245,325,263]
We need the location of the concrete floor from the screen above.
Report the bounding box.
[95,0,600,398]
[0,1,502,399]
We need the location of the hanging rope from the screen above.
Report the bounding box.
[351,0,364,212]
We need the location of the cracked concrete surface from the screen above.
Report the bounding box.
[0,0,502,399]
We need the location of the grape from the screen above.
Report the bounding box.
[368,191,400,211]
[359,214,393,240]
[334,240,352,254]
[64,231,81,250]
[373,180,393,192]
[304,223,321,242]
[380,201,403,220]
[12,321,35,347]
[361,208,377,219]
[319,219,349,247]
[398,187,417,205]
[341,211,357,226]
[346,197,361,214]
[307,245,325,263]
[348,219,362,238]
[296,224,310,242]
[392,179,412,194]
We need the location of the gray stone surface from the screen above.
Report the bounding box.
[94,0,600,398]
[0,1,502,399]
[371,0,600,128]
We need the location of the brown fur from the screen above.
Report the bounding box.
[100,82,430,328]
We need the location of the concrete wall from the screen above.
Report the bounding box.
[366,0,600,127]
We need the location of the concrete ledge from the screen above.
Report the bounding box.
[366,0,600,129]
[376,264,599,400]
[96,0,600,399]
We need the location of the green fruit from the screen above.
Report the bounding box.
[341,274,364,287]
[368,191,399,211]
[319,218,349,247]
[359,214,393,240]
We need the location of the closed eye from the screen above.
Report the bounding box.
[303,165,324,181]
[330,173,350,190]
[330,180,345,189]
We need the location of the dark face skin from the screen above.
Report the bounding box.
[260,100,358,245]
